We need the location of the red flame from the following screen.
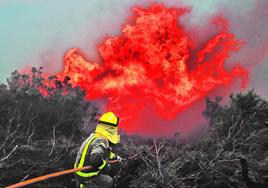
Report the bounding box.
[55,4,248,133]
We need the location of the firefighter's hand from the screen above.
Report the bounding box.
[117,155,122,162]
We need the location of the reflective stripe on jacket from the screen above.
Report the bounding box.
[74,133,116,178]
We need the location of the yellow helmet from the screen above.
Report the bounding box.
[95,112,120,144]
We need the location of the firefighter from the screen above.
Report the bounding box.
[74,112,122,188]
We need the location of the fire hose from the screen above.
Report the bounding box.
[6,154,138,188]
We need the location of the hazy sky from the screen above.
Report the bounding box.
[0,0,267,98]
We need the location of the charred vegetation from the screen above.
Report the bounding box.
[0,68,267,187]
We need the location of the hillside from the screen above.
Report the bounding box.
[0,68,267,188]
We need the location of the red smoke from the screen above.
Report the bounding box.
[54,4,248,134]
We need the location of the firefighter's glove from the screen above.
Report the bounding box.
[117,155,122,162]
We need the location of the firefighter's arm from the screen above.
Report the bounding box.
[88,138,109,168]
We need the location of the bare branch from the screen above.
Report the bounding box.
[245,128,268,142]
[153,138,164,177]
[49,126,56,156]
[0,145,18,162]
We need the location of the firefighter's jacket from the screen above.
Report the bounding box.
[74,133,118,178]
